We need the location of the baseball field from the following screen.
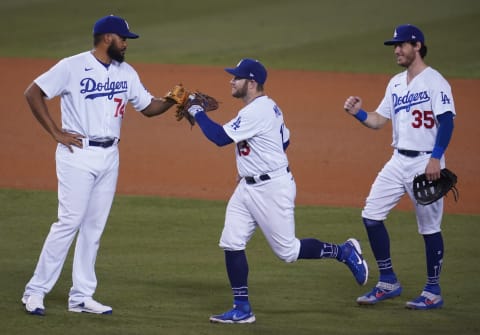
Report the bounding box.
[1,1,479,334]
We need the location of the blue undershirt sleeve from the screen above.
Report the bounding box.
[431,111,454,159]
[194,111,233,146]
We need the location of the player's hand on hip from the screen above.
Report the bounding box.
[344,96,362,115]
[54,131,85,153]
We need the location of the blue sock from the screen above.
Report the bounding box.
[423,232,443,295]
[363,218,397,283]
[298,238,340,260]
[225,250,249,304]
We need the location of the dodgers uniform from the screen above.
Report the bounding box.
[191,58,368,323]
[346,24,456,310]
[363,66,456,234]
[23,51,153,306]
[220,95,299,262]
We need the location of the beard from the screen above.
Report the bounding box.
[232,80,249,98]
[107,43,125,63]
[396,49,416,68]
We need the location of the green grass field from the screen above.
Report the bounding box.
[0,0,479,77]
[1,0,480,334]
[1,189,479,335]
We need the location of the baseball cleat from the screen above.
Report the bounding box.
[68,298,112,314]
[405,291,443,310]
[22,294,45,316]
[340,238,369,286]
[357,281,402,305]
[209,304,256,324]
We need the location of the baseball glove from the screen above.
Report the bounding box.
[413,168,459,205]
[175,91,219,126]
[164,84,190,106]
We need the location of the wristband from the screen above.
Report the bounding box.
[354,109,368,122]
[187,105,204,117]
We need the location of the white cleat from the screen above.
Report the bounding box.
[68,298,112,314]
[22,294,45,316]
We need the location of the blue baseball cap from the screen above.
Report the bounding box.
[225,58,267,84]
[93,15,139,39]
[384,24,424,45]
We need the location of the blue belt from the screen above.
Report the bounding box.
[89,139,118,148]
[398,149,431,157]
[245,166,290,184]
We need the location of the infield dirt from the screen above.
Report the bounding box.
[1,58,478,214]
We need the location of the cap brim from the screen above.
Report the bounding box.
[225,68,241,77]
[123,32,139,39]
[384,39,404,45]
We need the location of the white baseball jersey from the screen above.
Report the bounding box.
[376,66,456,152]
[24,51,154,304]
[219,95,300,263]
[223,95,290,177]
[35,51,153,140]
[363,66,456,234]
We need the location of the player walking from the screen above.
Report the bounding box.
[22,15,177,315]
[343,24,455,309]
[185,58,368,323]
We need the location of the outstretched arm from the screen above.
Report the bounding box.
[140,98,176,117]
[189,107,233,146]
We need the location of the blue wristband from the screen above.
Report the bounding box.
[354,109,368,122]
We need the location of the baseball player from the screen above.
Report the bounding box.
[343,24,455,310]
[185,58,369,323]
[21,15,177,316]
